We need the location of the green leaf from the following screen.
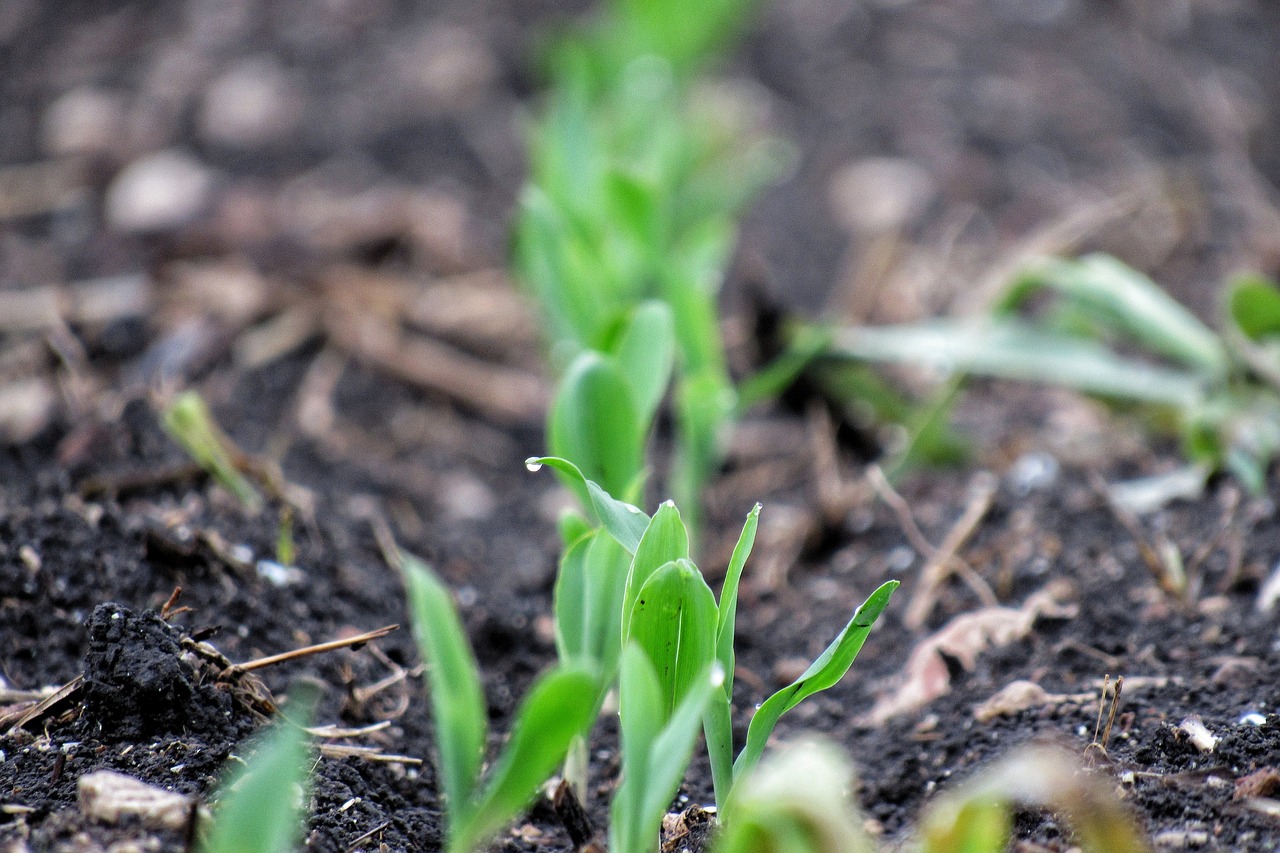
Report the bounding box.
[735,580,899,780]
[526,456,651,552]
[614,644,666,853]
[827,320,1205,407]
[623,501,690,637]
[200,685,318,853]
[549,351,645,498]
[458,666,600,853]
[612,646,722,853]
[627,559,717,718]
[398,552,486,826]
[1002,254,1228,377]
[555,530,630,678]
[715,504,760,699]
[1228,274,1280,341]
[614,300,676,430]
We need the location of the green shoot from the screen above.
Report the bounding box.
[515,0,784,541]
[528,458,898,809]
[398,552,599,853]
[161,390,263,511]
[199,684,318,853]
[611,644,722,853]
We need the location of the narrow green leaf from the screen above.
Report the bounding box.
[614,300,676,430]
[549,351,644,498]
[526,456,650,552]
[553,533,592,663]
[1003,254,1228,377]
[641,662,722,836]
[715,504,760,698]
[615,644,666,853]
[622,502,690,637]
[735,580,899,780]
[398,552,486,824]
[626,559,717,718]
[736,325,833,412]
[612,647,722,853]
[200,685,318,853]
[828,320,1205,407]
[459,667,600,853]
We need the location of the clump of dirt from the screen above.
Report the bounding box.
[79,603,244,743]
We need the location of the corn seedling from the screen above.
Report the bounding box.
[529,456,898,812]
[821,254,1280,498]
[714,740,1147,853]
[611,644,723,853]
[397,551,600,853]
[199,684,318,853]
[515,0,785,539]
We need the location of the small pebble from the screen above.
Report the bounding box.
[105,149,214,233]
[199,57,303,148]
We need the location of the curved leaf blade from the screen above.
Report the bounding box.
[736,580,899,780]
[622,501,690,638]
[526,456,650,552]
[200,685,318,853]
[627,559,717,718]
[460,667,600,852]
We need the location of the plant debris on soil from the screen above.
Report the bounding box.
[3,1,1280,851]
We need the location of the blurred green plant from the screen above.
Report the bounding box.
[199,684,318,853]
[515,0,787,540]
[398,552,600,853]
[529,456,898,817]
[819,254,1280,498]
[714,741,1149,853]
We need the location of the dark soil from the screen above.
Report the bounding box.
[3,1,1280,851]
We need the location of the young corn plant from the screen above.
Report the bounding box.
[820,254,1280,500]
[397,552,600,853]
[199,685,318,853]
[528,456,899,813]
[515,0,784,537]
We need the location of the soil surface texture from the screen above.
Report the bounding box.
[3,1,1280,852]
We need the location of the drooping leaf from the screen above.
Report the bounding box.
[735,580,899,780]
[627,559,718,719]
[1001,254,1228,377]
[526,456,650,552]
[827,320,1205,407]
[459,666,600,853]
[200,685,318,853]
[398,552,486,825]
